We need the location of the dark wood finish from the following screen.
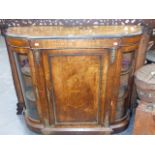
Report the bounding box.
[7,38,29,47]
[4,26,145,134]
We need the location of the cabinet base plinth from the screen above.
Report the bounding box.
[25,113,130,135]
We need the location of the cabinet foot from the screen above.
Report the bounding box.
[16,102,24,115]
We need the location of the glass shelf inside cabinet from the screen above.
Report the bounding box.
[15,54,39,121]
[21,65,31,77]
[25,87,36,102]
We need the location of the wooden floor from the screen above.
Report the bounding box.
[0,35,134,135]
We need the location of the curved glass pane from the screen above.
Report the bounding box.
[121,52,134,72]
[116,51,135,121]
[115,99,125,120]
[14,53,39,120]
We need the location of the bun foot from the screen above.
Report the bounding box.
[16,102,24,115]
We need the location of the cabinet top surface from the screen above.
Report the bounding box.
[6,26,143,39]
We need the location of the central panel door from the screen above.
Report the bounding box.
[51,55,100,123]
[42,49,112,125]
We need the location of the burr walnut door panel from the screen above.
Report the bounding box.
[42,49,120,126]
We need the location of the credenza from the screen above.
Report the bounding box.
[4,26,149,134]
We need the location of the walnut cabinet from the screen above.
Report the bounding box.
[4,26,148,134]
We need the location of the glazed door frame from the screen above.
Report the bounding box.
[41,47,122,128]
[6,46,50,126]
[5,40,25,114]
